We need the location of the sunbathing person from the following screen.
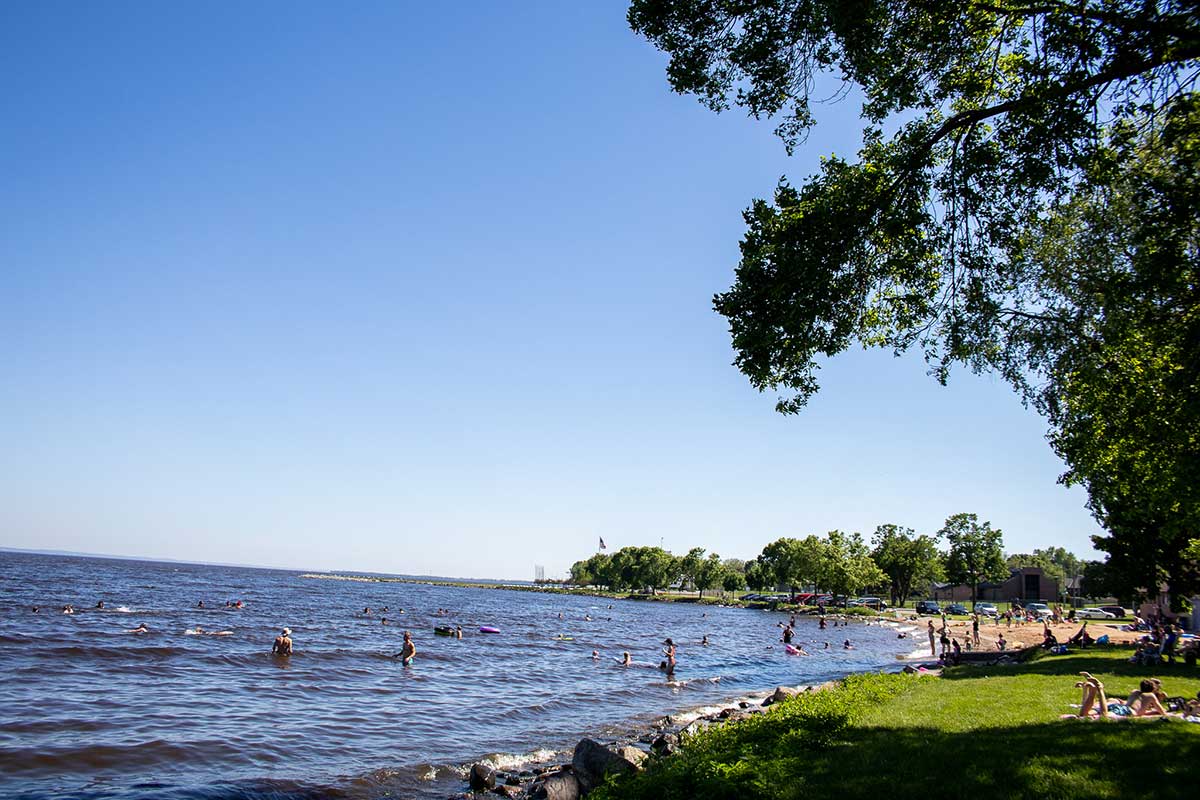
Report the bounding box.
[1126,679,1168,716]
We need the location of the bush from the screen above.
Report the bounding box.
[590,673,913,800]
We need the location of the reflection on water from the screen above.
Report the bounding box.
[0,551,909,798]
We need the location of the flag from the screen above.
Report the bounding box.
[599,537,606,550]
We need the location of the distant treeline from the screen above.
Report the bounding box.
[570,514,1097,605]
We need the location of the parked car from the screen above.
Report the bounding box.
[740,593,763,601]
[915,600,940,615]
[1099,605,1127,618]
[1026,602,1053,618]
[1075,607,1117,620]
[945,603,968,615]
[974,602,999,617]
[811,594,834,606]
[857,596,887,610]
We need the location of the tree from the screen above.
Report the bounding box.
[819,530,887,598]
[757,536,827,595]
[941,513,1008,603]
[679,547,707,593]
[694,552,725,598]
[744,557,771,590]
[722,568,748,594]
[629,1,1200,593]
[871,524,943,607]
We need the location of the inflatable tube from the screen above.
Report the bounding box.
[784,644,801,655]
[434,626,454,636]
[479,626,501,634]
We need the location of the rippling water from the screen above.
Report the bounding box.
[0,551,915,798]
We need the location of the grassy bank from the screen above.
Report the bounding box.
[591,648,1200,800]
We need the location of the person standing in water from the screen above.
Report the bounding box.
[396,631,416,666]
[662,638,676,673]
[272,628,293,656]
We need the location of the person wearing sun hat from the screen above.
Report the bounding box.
[272,627,293,656]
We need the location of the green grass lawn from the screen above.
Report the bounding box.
[592,648,1200,800]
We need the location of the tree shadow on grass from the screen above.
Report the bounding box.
[797,717,1200,800]
[939,646,1197,682]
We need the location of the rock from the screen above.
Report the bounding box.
[771,686,800,704]
[531,770,581,800]
[493,785,523,799]
[738,701,750,708]
[679,718,711,737]
[505,773,523,785]
[650,733,678,756]
[470,763,497,791]
[571,738,644,794]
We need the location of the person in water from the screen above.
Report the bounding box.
[455,625,463,639]
[197,601,204,608]
[273,628,293,656]
[843,640,854,649]
[662,638,676,673]
[617,651,632,666]
[397,631,416,666]
[591,650,600,660]
[701,635,709,646]
[127,622,149,634]
[96,601,104,609]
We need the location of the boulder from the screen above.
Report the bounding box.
[571,738,644,793]
[531,770,581,800]
[763,686,803,706]
[493,785,523,799]
[650,733,678,756]
[470,763,496,791]
[679,718,711,737]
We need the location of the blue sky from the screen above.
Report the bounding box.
[1,1,1102,579]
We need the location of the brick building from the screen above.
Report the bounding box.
[930,567,1060,604]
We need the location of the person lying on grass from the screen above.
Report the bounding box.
[1069,674,1167,719]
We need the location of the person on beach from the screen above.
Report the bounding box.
[972,614,980,646]
[927,621,936,656]
[396,631,416,666]
[273,628,293,656]
[997,633,1007,651]
[939,627,951,659]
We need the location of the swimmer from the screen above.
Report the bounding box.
[363,607,371,615]
[701,635,709,646]
[273,628,293,656]
[843,640,854,649]
[455,625,463,639]
[127,622,149,634]
[96,601,105,609]
[62,605,75,614]
[823,642,830,649]
[197,601,204,608]
[662,638,676,673]
[31,606,39,613]
[381,617,389,625]
[584,615,592,621]
[616,651,632,666]
[395,631,416,666]
[592,650,600,660]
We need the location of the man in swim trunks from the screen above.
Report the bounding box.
[273,628,293,656]
[397,631,416,666]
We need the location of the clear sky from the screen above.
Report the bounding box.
[1,1,1103,579]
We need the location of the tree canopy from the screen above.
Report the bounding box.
[629,1,1200,596]
[942,513,1008,602]
[871,524,943,606]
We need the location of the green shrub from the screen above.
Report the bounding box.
[590,673,913,800]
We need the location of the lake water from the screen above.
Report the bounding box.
[0,551,917,799]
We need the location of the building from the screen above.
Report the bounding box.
[930,567,1060,605]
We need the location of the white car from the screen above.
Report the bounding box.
[974,602,999,617]
[1025,602,1053,618]
[1075,607,1116,620]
